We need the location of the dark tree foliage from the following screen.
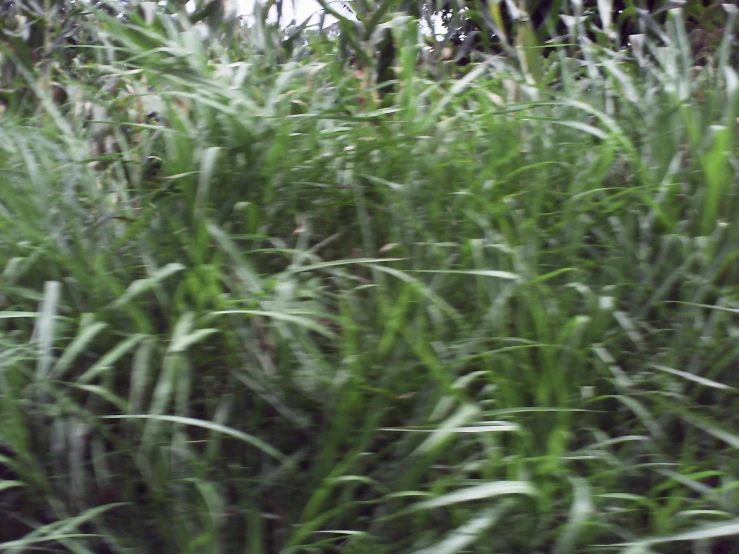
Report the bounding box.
[337,0,733,69]
[431,0,730,64]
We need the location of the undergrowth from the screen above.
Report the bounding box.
[0,1,737,553]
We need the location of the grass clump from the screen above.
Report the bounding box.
[0,1,738,553]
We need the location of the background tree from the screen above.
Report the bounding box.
[334,0,735,65]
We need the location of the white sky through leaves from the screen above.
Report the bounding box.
[235,0,349,23]
[233,1,444,34]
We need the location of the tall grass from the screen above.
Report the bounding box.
[0,2,738,553]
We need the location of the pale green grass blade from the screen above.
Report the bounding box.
[617,519,739,550]
[34,281,61,381]
[405,481,535,513]
[412,502,512,554]
[103,414,285,461]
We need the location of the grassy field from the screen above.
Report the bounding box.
[1,2,738,553]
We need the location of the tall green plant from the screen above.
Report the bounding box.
[1,1,738,552]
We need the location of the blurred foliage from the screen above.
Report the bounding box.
[0,0,738,553]
[432,0,736,65]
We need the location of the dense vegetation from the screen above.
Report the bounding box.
[1,0,738,552]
